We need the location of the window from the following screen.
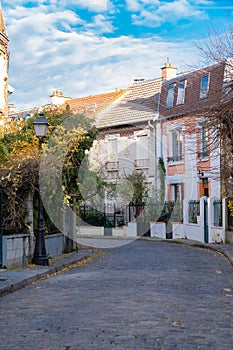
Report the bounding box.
[200,75,209,99]
[107,137,118,160]
[171,184,183,202]
[199,126,208,158]
[166,85,175,108]
[170,130,183,162]
[135,134,149,169]
[177,81,186,105]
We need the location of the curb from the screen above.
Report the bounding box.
[140,237,233,269]
[0,250,101,297]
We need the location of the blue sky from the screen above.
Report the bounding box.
[2,0,233,110]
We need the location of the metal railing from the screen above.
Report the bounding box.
[188,200,200,224]
[134,158,149,169]
[105,161,119,171]
[213,200,222,227]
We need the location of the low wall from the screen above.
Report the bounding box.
[150,222,166,239]
[77,226,104,237]
[172,223,185,239]
[182,223,202,241]
[112,226,128,237]
[2,234,30,268]
[2,233,66,268]
[210,227,225,243]
[225,230,233,244]
[127,223,137,237]
[45,233,64,258]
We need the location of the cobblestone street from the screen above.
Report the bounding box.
[1,240,233,349]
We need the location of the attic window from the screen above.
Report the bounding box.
[200,74,209,99]
[166,84,175,108]
[176,81,186,105]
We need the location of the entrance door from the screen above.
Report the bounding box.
[201,178,209,197]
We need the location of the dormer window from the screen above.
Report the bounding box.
[200,74,209,99]
[177,81,186,105]
[166,84,175,108]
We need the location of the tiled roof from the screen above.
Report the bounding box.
[61,90,126,120]
[95,78,162,129]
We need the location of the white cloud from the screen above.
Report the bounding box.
[126,0,160,11]
[62,0,114,12]
[191,0,214,4]
[86,14,115,34]
[4,2,200,110]
[127,0,209,27]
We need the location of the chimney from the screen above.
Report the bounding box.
[161,58,177,81]
[50,90,70,106]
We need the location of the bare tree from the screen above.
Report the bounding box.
[196,21,233,195]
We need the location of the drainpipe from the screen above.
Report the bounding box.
[148,120,155,181]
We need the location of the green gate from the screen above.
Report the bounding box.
[204,198,209,243]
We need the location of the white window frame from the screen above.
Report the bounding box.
[166,84,175,108]
[200,74,210,99]
[169,129,183,163]
[176,81,186,105]
[171,183,184,202]
[199,126,208,159]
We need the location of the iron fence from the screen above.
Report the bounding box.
[79,203,126,228]
[188,200,200,224]
[79,201,183,228]
[213,200,222,227]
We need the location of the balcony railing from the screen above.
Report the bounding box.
[105,161,119,171]
[134,158,149,169]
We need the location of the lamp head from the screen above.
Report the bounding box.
[33,113,49,138]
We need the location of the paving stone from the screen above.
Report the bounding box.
[0,241,233,349]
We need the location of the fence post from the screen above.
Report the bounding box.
[24,191,34,257]
[222,197,227,243]
[200,196,209,243]
[183,199,189,225]
[63,196,77,252]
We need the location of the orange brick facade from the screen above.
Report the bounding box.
[159,63,225,201]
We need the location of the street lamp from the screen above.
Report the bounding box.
[32,112,49,266]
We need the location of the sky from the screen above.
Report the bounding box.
[2,0,233,110]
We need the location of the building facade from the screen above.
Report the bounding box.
[158,62,225,202]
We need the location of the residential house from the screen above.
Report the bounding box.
[92,78,162,189]
[158,62,225,202]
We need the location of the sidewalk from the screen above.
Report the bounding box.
[0,247,100,297]
[1,239,233,297]
[172,238,233,267]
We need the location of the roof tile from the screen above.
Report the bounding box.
[95,78,162,129]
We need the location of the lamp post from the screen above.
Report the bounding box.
[32,112,49,266]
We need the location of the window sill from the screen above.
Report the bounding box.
[167,161,184,166]
[199,157,208,162]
